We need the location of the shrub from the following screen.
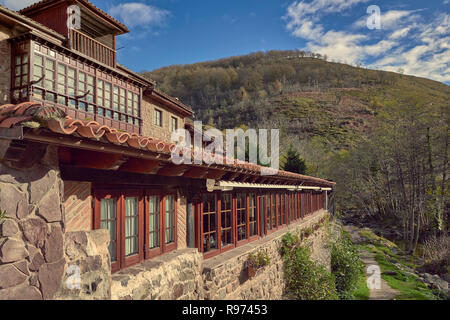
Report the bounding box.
[248,250,271,269]
[331,232,365,299]
[281,233,338,300]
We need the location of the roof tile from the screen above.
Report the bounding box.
[0,102,335,186]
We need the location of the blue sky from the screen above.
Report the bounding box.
[4,0,450,83]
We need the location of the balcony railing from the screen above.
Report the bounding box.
[69,29,116,67]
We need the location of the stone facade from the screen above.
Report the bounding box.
[55,229,111,300]
[0,145,65,300]
[141,95,185,141]
[111,248,203,300]
[109,210,331,300]
[0,143,111,300]
[202,210,330,300]
[64,181,92,232]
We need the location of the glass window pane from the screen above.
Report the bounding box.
[125,197,138,256]
[100,198,117,262]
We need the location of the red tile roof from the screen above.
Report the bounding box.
[19,0,129,34]
[0,102,335,186]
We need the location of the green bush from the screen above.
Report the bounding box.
[331,233,365,299]
[248,250,271,269]
[281,233,338,300]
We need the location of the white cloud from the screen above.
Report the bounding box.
[3,0,40,11]
[109,2,170,29]
[284,1,449,82]
[372,13,450,83]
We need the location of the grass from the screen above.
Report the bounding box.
[355,228,442,300]
[352,273,370,300]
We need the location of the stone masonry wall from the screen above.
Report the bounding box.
[0,142,111,300]
[111,248,203,300]
[0,145,65,299]
[141,95,185,141]
[202,210,330,300]
[110,210,330,300]
[55,229,111,300]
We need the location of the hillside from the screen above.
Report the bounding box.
[143,50,449,150]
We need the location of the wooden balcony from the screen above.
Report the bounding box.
[69,29,116,67]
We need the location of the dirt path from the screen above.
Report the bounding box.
[343,225,400,300]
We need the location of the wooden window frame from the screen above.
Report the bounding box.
[94,189,144,273]
[154,108,163,127]
[248,193,258,240]
[29,42,141,132]
[171,116,178,132]
[144,190,177,259]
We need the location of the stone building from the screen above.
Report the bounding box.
[0,0,335,300]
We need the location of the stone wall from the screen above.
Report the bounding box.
[55,229,111,300]
[141,95,185,141]
[0,142,111,300]
[202,210,330,300]
[111,248,203,300]
[109,210,330,300]
[0,145,65,300]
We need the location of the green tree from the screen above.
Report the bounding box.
[282,144,307,174]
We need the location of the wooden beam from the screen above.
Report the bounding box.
[70,149,124,169]
[183,167,208,179]
[205,169,227,180]
[156,164,189,177]
[118,158,160,174]
[60,164,204,187]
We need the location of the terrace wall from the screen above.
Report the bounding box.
[110,209,331,300]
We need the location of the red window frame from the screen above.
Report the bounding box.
[144,190,177,259]
[94,189,144,273]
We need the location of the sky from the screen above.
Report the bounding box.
[3,0,449,84]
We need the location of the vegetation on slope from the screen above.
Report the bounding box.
[145,49,449,264]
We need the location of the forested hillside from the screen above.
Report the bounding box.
[143,50,448,150]
[143,50,449,261]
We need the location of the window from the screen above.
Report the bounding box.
[171,117,178,132]
[271,194,277,229]
[249,193,257,237]
[236,193,247,241]
[145,192,177,258]
[165,195,176,244]
[100,197,118,263]
[95,189,177,272]
[220,193,233,248]
[154,109,162,127]
[30,44,142,130]
[14,53,29,89]
[148,195,160,250]
[202,194,217,253]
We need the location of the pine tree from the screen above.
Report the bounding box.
[282,144,307,174]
